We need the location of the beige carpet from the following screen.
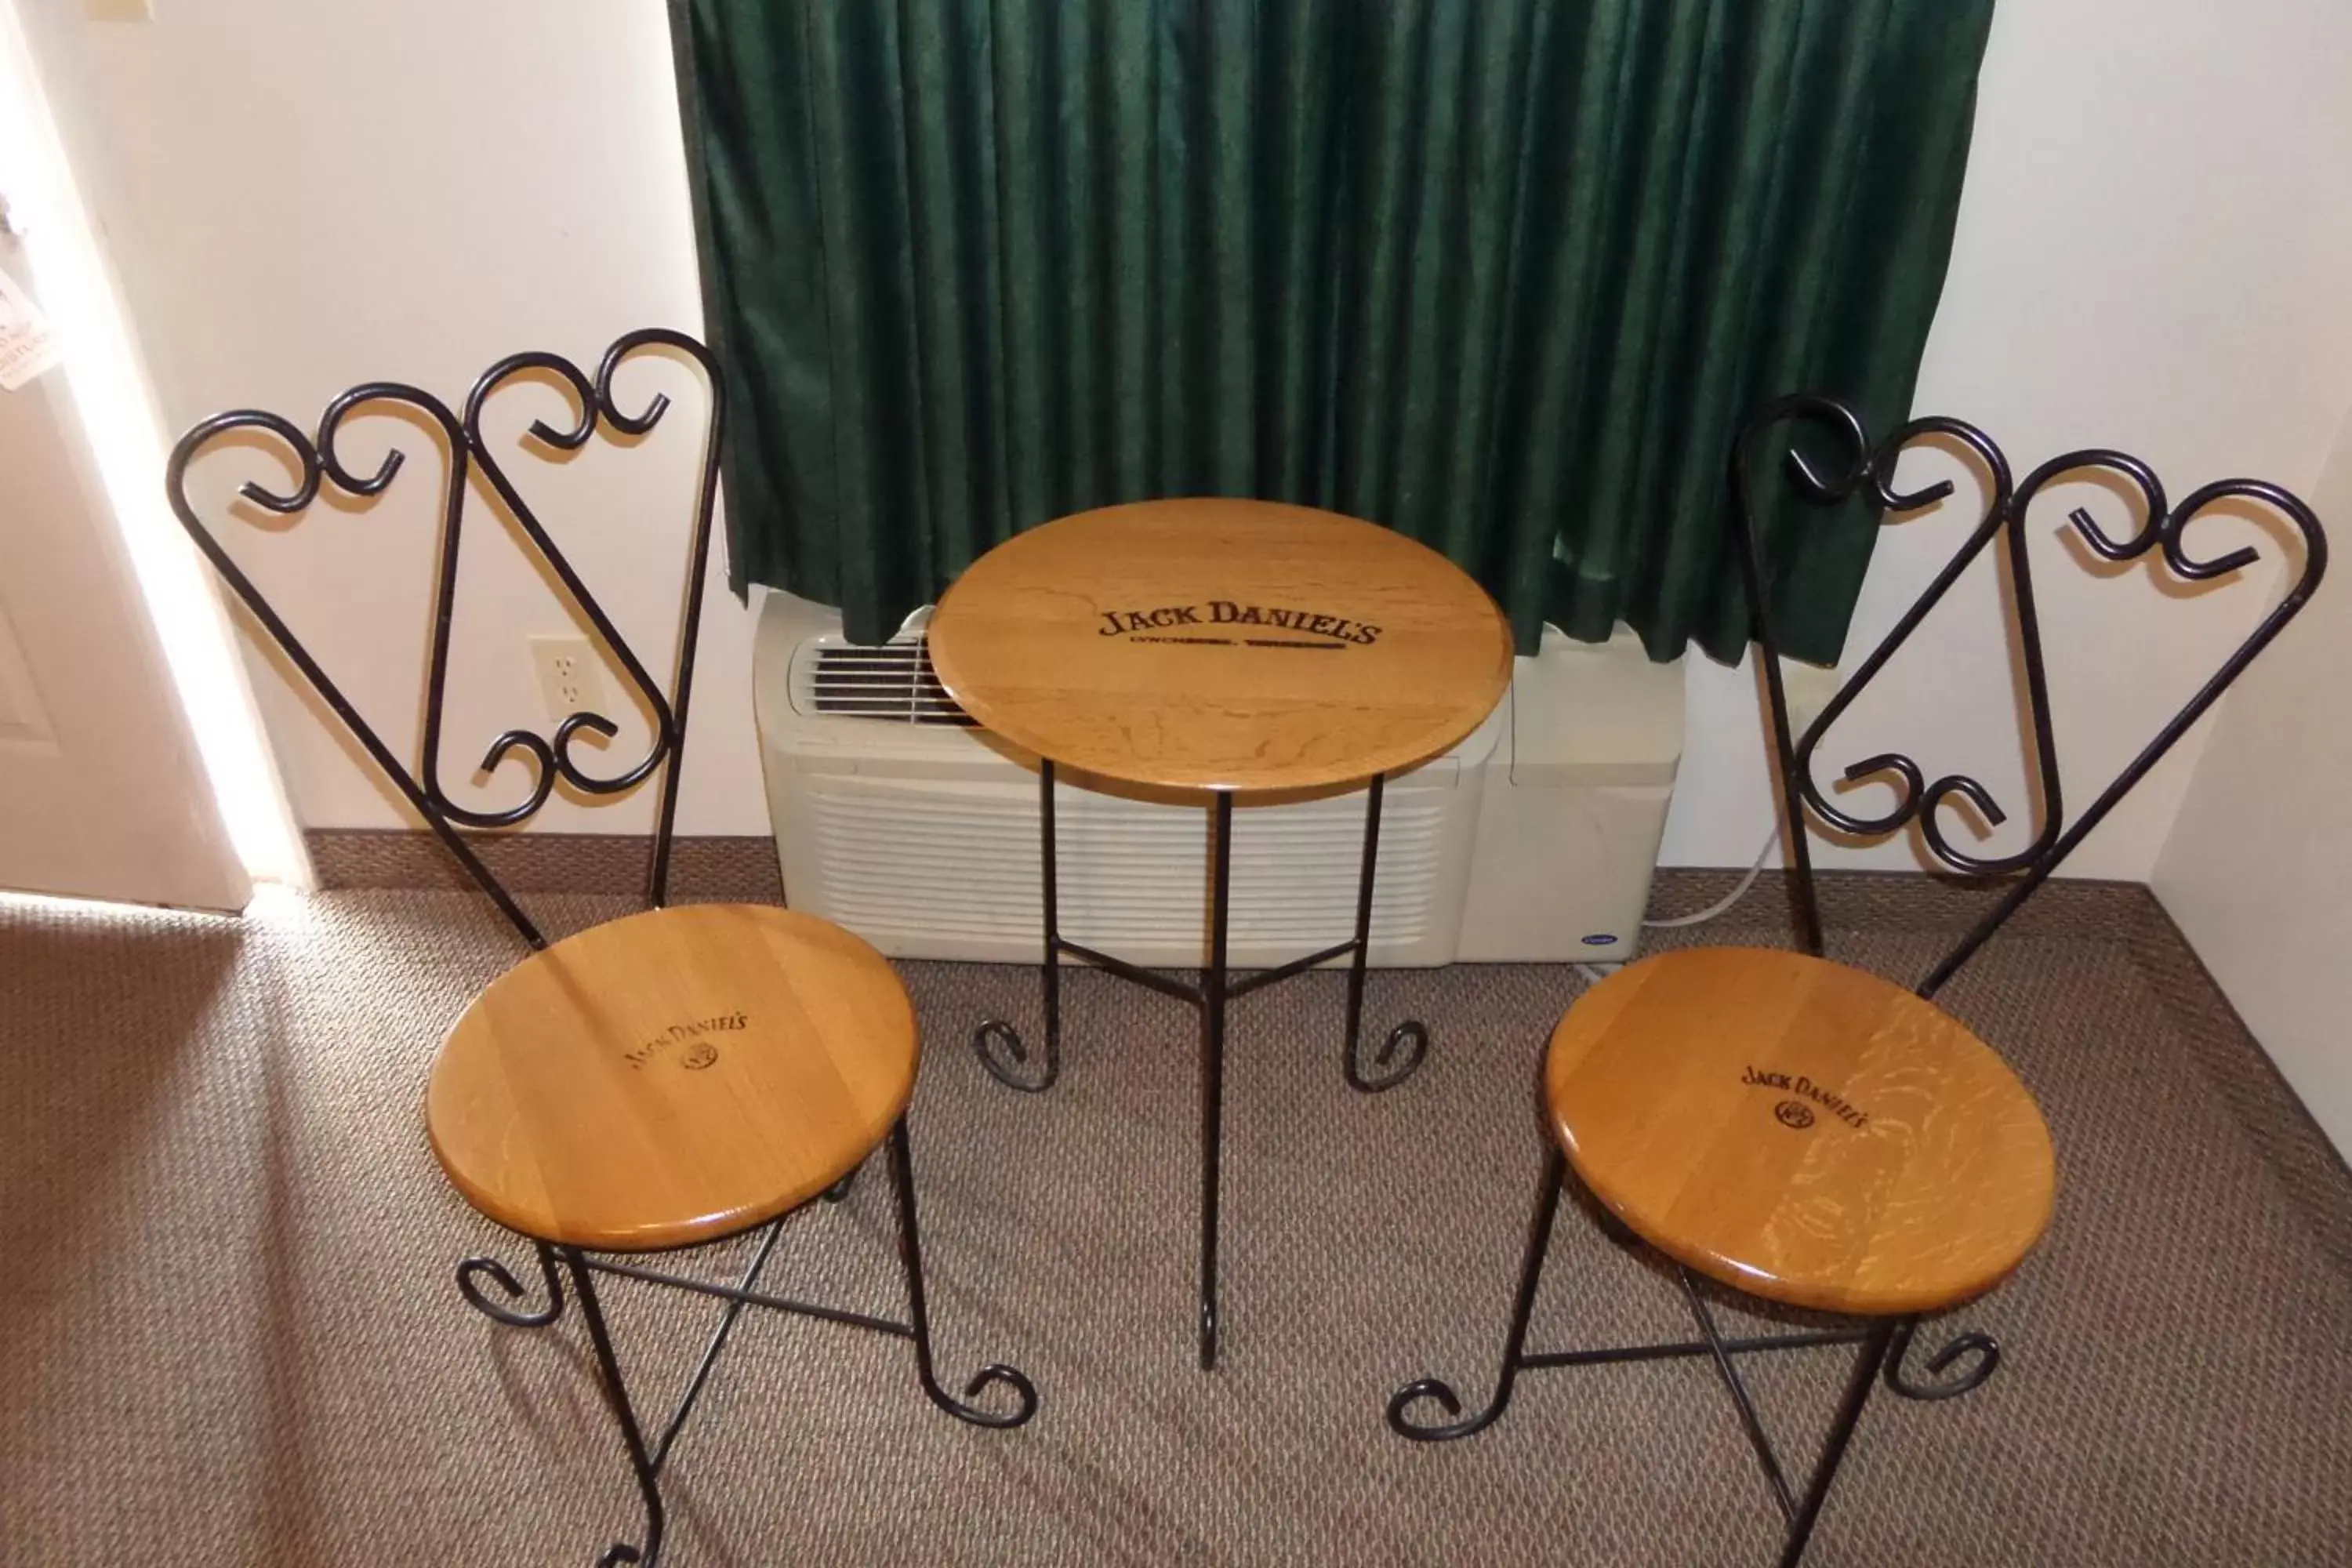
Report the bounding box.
[2,882,2350,1566]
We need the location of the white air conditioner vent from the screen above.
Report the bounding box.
[755,591,1684,967]
[805,776,1446,952]
[794,630,975,726]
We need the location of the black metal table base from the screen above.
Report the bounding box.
[453,1118,1036,1568]
[974,760,1426,1369]
[1385,1148,1999,1568]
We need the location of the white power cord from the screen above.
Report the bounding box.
[1571,820,1780,987]
[1642,822,1779,930]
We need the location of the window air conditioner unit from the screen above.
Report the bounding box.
[753,589,1682,967]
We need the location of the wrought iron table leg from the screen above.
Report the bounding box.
[1387,1145,1566,1439]
[972,761,1425,1363]
[1199,789,1234,1370]
[1344,773,1429,1092]
[885,1117,1040,1427]
[975,759,1060,1091]
[559,1248,665,1568]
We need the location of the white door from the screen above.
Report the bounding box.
[0,246,247,911]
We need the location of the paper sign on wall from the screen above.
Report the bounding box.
[0,267,61,392]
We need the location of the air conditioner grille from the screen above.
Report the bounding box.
[803,779,1443,951]
[806,636,975,725]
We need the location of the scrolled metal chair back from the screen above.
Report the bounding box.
[165,328,725,949]
[1732,393,2326,997]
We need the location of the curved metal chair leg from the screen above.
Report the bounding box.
[1883,1316,2002,1400]
[456,1241,566,1328]
[973,1017,1056,1093]
[1775,1322,1897,1568]
[1591,1201,1643,1252]
[1387,1145,1566,1440]
[559,1249,664,1568]
[819,1159,861,1204]
[886,1118,1040,1428]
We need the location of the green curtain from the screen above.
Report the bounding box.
[670,0,1993,663]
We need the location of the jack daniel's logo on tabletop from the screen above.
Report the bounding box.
[1741,1065,1871,1130]
[1096,600,1382,648]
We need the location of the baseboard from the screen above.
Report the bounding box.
[303,829,783,903]
[304,833,2161,940]
[1644,866,2173,942]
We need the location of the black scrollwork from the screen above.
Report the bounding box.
[1740,399,2061,880]
[456,1245,566,1329]
[917,1362,1041,1429]
[1882,1319,2000,1401]
[1918,467,2325,992]
[1348,1020,1430,1094]
[164,329,726,946]
[1385,1376,1512,1442]
[971,1018,1054,1093]
[317,380,568,832]
[463,350,666,803]
[1734,396,2327,986]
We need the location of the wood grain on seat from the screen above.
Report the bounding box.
[1546,947,2056,1317]
[927,499,1513,793]
[426,904,916,1251]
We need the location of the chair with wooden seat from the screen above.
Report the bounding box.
[166,329,1036,1568]
[1385,394,2326,1566]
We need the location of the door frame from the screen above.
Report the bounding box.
[0,0,304,904]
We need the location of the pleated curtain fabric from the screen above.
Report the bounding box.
[669,0,1994,663]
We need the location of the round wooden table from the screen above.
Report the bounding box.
[929,497,1512,1368]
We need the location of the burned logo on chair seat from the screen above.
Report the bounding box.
[1742,1066,1869,1130]
[625,1011,747,1070]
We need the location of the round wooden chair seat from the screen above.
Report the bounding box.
[1545,946,2055,1317]
[426,904,917,1253]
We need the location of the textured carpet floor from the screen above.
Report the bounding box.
[2,885,2350,1566]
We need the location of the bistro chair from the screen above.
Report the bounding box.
[1385,394,2326,1566]
[165,329,1037,1568]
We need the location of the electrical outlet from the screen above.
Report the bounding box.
[528,634,605,720]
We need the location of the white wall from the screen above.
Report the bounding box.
[2153,407,2352,1153]
[23,0,2352,862]
[1662,0,2352,874]
[20,0,746,837]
